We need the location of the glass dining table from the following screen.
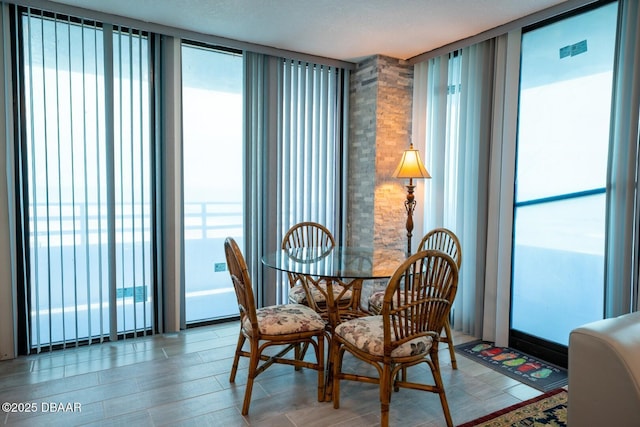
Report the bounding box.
[262,246,404,329]
[262,245,405,400]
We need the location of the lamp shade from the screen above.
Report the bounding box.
[393,144,431,179]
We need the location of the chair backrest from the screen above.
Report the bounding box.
[417,227,462,269]
[224,237,258,330]
[281,221,336,251]
[381,249,458,356]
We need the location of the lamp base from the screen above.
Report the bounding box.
[404,181,416,258]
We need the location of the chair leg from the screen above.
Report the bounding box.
[442,319,457,369]
[316,335,325,402]
[229,332,245,383]
[331,342,343,408]
[294,343,302,371]
[430,350,454,427]
[381,404,390,427]
[295,342,311,370]
[241,340,260,416]
[380,364,392,427]
[323,332,334,402]
[395,368,405,391]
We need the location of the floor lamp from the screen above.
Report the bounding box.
[393,144,430,257]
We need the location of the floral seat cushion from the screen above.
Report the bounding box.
[243,304,326,336]
[334,315,433,358]
[368,291,415,313]
[288,282,352,304]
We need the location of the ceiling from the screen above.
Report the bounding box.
[48,0,569,62]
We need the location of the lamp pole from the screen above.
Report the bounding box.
[403,178,416,258]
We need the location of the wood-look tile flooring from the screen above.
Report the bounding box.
[0,321,543,426]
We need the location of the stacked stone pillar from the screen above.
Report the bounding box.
[347,55,414,267]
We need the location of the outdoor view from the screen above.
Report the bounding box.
[181,44,243,323]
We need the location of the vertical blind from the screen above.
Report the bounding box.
[269,59,346,302]
[18,8,153,351]
[419,39,497,340]
[278,59,342,235]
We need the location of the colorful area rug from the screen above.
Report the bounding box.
[455,340,567,392]
[457,388,567,426]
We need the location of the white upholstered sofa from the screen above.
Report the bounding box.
[568,310,640,426]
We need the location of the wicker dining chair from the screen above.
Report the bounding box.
[224,237,327,415]
[281,222,352,311]
[331,249,459,427]
[367,227,462,369]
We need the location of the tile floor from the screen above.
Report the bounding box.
[0,321,543,426]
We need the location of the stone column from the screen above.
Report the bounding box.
[347,55,414,270]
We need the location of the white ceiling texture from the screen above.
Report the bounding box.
[46,0,571,62]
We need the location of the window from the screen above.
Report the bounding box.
[13,7,348,352]
[510,1,618,347]
[18,9,153,350]
[181,43,243,323]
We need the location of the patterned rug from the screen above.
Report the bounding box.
[455,340,567,392]
[457,388,567,426]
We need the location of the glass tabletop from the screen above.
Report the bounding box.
[262,246,404,280]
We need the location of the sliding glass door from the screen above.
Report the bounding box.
[19,10,153,350]
[181,43,243,323]
[510,1,618,365]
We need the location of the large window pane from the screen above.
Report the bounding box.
[181,44,243,323]
[511,2,617,347]
[512,195,606,344]
[21,10,152,349]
